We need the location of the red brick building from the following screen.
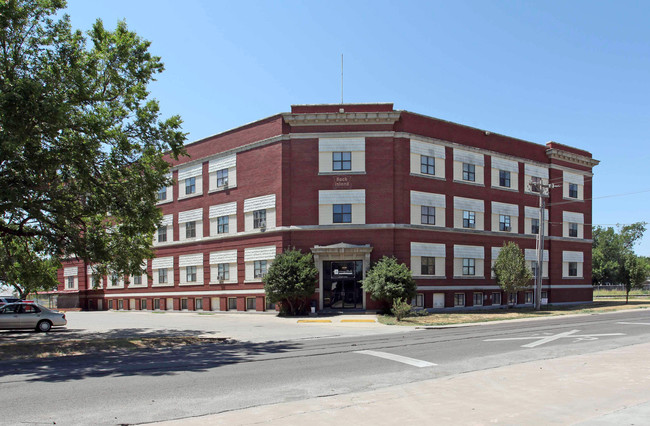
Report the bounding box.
[57,103,598,312]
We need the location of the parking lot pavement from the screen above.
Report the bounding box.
[0,311,415,343]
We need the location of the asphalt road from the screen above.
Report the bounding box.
[2,310,650,425]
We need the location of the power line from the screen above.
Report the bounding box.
[546,188,650,207]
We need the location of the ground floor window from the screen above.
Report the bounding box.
[508,293,517,305]
[154,298,160,310]
[492,292,502,305]
[228,297,237,310]
[195,298,203,310]
[266,298,275,311]
[541,291,548,304]
[473,292,483,306]
[140,299,147,310]
[246,297,256,311]
[454,293,465,307]
[525,291,534,304]
[108,299,113,310]
[118,299,124,310]
[181,298,188,310]
[412,293,424,308]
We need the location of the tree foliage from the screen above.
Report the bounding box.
[493,242,533,303]
[263,249,318,315]
[592,222,648,302]
[362,256,416,308]
[0,0,186,295]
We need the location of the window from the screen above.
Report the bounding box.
[133,275,142,285]
[108,300,113,310]
[473,292,483,306]
[332,152,351,171]
[92,274,101,288]
[412,293,424,308]
[492,292,502,306]
[333,204,352,223]
[462,211,475,228]
[266,298,276,311]
[254,260,268,278]
[530,176,542,193]
[531,218,540,234]
[508,293,517,305]
[185,177,196,195]
[420,206,435,225]
[154,298,160,310]
[217,216,229,234]
[525,291,534,304]
[157,226,167,243]
[66,276,74,289]
[185,221,196,239]
[531,262,540,280]
[217,263,229,280]
[569,222,578,237]
[157,187,167,201]
[541,291,548,303]
[228,297,237,310]
[462,258,475,276]
[499,215,511,232]
[246,297,256,311]
[186,266,197,282]
[462,163,475,181]
[118,299,124,310]
[499,170,511,188]
[110,274,119,287]
[421,257,436,275]
[181,298,188,310]
[569,183,578,198]
[568,262,578,277]
[420,155,435,175]
[158,268,168,284]
[195,298,203,310]
[253,209,267,229]
[140,299,147,310]
[454,293,465,307]
[217,168,228,187]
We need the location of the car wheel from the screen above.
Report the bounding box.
[36,320,52,332]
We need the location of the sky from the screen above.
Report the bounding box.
[63,0,650,256]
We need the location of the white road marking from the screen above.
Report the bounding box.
[484,329,625,348]
[355,350,437,368]
[618,322,650,325]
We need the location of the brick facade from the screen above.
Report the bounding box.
[57,103,598,312]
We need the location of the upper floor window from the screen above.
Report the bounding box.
[568,262,578,277]
[420,155,435,175]
[463,210,475,228]
[254,260,268,278]
[158,226,167,243]
[253,209,267,229]
[110,273,119,287]
[499,215,511,232]
[217,263,229,280]
[569,183,578,198]
[499,170,511,188]
[462,163,475,182]
[185,177,196,195]
[531,218,540,234]
[158,268,168,284]
[332,152,351,171]
[421,206,435,225]
[217,216,229,234]
[133,275,142,285]
[462,258,475,276]
[217,169,229,187]
[186,221,196,239]
[157,187,167,201]
[66,276,74,289]
[186,266,197,282]
[333,204,352,223]
[421,256,435,275]
[569,222,578,238]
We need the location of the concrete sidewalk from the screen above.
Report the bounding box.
[154,342,650,425]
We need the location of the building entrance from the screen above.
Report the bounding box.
[322,260,363,309]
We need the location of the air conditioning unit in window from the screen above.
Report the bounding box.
[259,220,266,230]
[218,278,224,284]
[504,226,511,232]
[222,178,228,188]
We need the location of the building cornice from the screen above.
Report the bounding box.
[546,148,600,168]
[282,111,401,127]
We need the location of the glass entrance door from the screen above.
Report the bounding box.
[323,260,363,309]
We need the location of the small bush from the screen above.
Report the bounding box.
[391,298,412,321]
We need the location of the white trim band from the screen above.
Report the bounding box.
[410,139,446,158]
[208,154,236,172]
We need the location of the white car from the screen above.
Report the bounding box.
[0,302,67,332]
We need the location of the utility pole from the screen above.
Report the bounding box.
[531,177,557,311]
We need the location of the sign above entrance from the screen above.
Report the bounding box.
[331,261,355,279]
[333,176,351,188]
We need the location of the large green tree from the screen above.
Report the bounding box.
[0,0,185,296]
[493,242,533,306]
[263,249,318,315]
[592,222,647,302]
[362,256,416,310]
